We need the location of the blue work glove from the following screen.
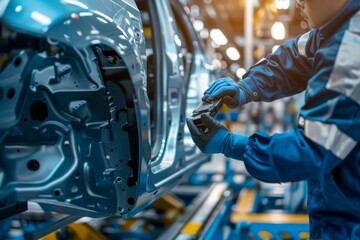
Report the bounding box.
[202,77,247,108]
[186,114,248,159]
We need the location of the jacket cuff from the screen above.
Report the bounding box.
[238,78,260,103]
[223,134,248,160]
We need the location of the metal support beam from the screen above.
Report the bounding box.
[24,215,81,240]
[0,202,28,220]
[244,0,254,69]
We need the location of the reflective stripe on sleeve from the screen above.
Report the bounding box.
[326,10,360,105]
[297,31,311,57]
[301,118,357,160]
[349,9,360,33]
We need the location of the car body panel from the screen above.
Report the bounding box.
[0,0,215,218]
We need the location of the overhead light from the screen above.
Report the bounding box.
[220,60,228,69]
[200,29,209,39]
[206,5,217,18]
[211,40,220,49]
[190,5,200,17]
[212,59,222,68]
[274,0,290,10]
[226,47,240,61]
[230,63,240,73]
[210,29,228,45]
[193,20,204,32]
[214,52,222,60]
[236,68,247,79]
[271,22,286,40]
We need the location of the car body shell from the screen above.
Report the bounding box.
[0,0,216,218]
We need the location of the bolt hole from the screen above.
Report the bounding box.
[153,191,158,195]
[16,149,20,153]
[30,100,48,122]
[14,57,22,67]
[110,149,114,152]
[7,88,15,99]
[116,164,119,167]
[54,189,61,196]
[116,177,122,182]
[75,171,80,179]
[27,160,40,171]
[127,197,135,205]
[122,189,125,192]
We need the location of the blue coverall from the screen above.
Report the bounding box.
[222,1,360,238]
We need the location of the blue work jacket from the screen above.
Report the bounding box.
[237,0,360,238]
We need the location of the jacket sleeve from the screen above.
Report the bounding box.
[235,37,360,183]
[242,125,358,183]
[239,30,315,103]
[240,89,360,183]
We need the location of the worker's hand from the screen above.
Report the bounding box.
[186,114,230,154]
[187,114,249,160]
[202,77,246,108]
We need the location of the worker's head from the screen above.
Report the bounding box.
[296,0,348,28]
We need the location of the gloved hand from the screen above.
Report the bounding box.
[186,114,248,159]
[202,77,247,108]
[186,114,230,154]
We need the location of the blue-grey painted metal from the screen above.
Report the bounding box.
[0,0,215,218]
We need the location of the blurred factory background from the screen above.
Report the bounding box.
[0,0,312,239]
[176,1,309,239]
[181,0,306,134]
[183,0,307,75]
